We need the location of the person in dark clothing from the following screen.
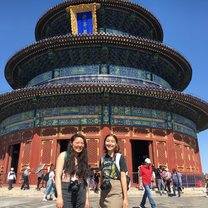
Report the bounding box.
[21,167,30,190]
[172,168,182,197]
[36,169,44,190]
[88,166,94,190]
[94,170,100,193]
[155,165,165,195]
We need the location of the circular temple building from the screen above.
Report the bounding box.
[1,0,208,186]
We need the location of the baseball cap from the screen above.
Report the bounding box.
[145,158,151,164]
[11,167,14,171]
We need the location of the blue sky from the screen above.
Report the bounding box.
[0,0,207,173]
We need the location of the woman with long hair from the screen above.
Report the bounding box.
[42,164,56,201]
[99,134,128,208]
[55,133,89,208]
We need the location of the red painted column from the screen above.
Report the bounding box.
[126,129,132,173]
[149,129,156,165]
[30,133,41,184]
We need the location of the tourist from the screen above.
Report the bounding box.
[94,169,100,193]
[172,168,182,197]
[42,164,56,201]
[138,163,144,190]
[139,158,156,208]
[55,133,90,208]
[36,169,44,190]
[99,134,128,208]
[155,165,165,195]
[205,175,208,197]
[163,168,172,194]
[88,165,94,190]
[7,167,16,190]
[151,164,156,190]
[21,166,30,190]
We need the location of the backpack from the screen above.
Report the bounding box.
[101,153,131,190]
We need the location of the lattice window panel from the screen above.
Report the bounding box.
[156,141,167,165]
[195,153,201,172]
[190,148,196,171]
[175,144,183,167]
[87,139,99,165]
[184,146,191,170]
[21,142,31,164]
[190,148,194,163]
[41,140,53,165]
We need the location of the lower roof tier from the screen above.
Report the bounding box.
[0,82,208,132]
[5,34,192,91]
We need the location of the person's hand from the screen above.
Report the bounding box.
[85,199,90,208]
[56,196,64,208]
[123,199,128,208]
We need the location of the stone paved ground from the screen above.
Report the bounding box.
[0,186,207,208]
[1,195,208,208]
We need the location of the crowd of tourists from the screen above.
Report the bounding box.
[6,132,208,208]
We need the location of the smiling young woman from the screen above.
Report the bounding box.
[99,134,129,208]
[55,133,90,208]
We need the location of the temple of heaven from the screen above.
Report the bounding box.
[1,0,208,186]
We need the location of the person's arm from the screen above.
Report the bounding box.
[118,155,129,207]
[140,166,143,178]
[7,172,10,181]
[55,151,65,208]
[85,181,90,208]
[121,171,128,208]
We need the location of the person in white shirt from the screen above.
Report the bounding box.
[7,167,16,190]
[42,164,56,201]
[163,168,172,194]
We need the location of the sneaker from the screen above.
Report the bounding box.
[53,198,57,201]
[42,198,47,201]
[139,205,146,208]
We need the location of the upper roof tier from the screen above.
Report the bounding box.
[35,0,163,42]
[5,34,192,91]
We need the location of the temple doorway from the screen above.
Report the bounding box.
[10,144,20,173]
[131,140,150,172]
[131,140,150,185]
[59,139,69,153]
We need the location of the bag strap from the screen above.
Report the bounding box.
[115,153,129,176]
[100,154,106,169]
[115,153,121,172]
